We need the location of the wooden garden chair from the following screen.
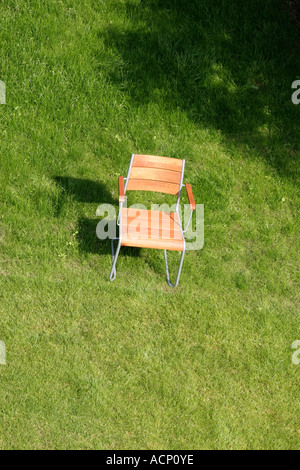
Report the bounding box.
[109,154,195,287]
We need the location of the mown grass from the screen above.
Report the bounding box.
[0,0,299,449]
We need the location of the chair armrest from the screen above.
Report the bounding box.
[185,183,195,210]
[118,176,125,203]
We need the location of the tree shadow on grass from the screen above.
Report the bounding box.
[76,216,141,258]
[77,217,109,255]
[54,176,117,205]
[55,176,141,258]
[99,0,300,180]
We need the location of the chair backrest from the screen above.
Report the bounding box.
[126,154,184,195]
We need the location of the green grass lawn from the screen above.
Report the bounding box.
[0,0,299,449]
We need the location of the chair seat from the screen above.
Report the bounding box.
[121,208,184,251]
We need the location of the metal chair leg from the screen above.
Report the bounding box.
[109,238,121,281]
[164,248,185,287]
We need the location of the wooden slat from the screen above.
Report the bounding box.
[125,216,181,232]
[130,167,181,184]
[124,208,180,222]
[122,208,181,232]
[126,179,179,195]
[121,235,184,251]
[124,218,181,233]
[133,155,183,172]
[125,226,182,240]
